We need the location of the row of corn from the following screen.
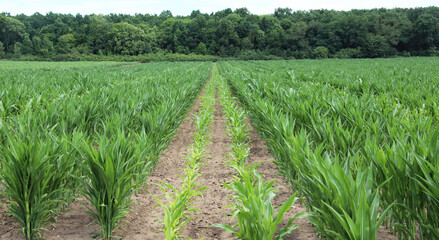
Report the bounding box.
[154,68,216,240]
[219,59,439,239]
[212,64,308,239]
[0,62,211,239]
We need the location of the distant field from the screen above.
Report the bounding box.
[0,60,133,70]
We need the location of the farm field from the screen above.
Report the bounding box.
[219,57,439,239]
[0,61,211,239]
[0,57,438,240]
[0,61,133,70]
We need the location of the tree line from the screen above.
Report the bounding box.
[1,7,438,61]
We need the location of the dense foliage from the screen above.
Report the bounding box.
[219,58,439,239]
[1,7,439,60]
[0,62,210,239]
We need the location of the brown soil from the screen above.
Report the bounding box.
[0,205,22,240]
[181,91,235,239]
[0,71,398,240]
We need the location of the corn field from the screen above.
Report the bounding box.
[0,58,438,239]
[0,61,211,239]
[218,57,439,239]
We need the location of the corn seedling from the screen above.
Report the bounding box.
[154,72,215,239]
[214,69,308,239]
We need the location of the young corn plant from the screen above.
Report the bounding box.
[214,164,307,240]
[77,130,146,240]
[154,77,215,240]
[415,157,439,238]
[153,132,209,240]
[154,166,207,240]
[215,74,307,239]
[218,77,251,167]
[301,159,393,240]
[0,126,74,240]
[412,129,439,239]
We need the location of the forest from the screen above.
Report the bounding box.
[0,7,438,61]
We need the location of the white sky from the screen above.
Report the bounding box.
[2,0,438,16]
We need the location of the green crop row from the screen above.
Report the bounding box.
[0,62,211,239]
[219,58,439,239]
[214,64,307,240]
[155,65,216,240]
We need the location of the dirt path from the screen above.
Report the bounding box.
[182,91,235,239]
[0,205,23,239]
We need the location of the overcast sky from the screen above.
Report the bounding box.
[2,0,438,16]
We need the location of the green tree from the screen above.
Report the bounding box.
[284,21,309,55]
[215,15,240,56]
[57,33,76,54]
[0,41,4,58]
[333,14,368,50]
[235,7,250,17]
[107,22,148,55]
[375,11,412,51]
[241,37,253,50]
[13,42,22,57]
[0,15,26,52]
[274,8,292,19]
[411,14,438,51]
[21,35,33,54]
[40,18,69,41]
[41,35,54,56]
[160,10,173,19]
[158,18,189,53]
[187,15,207,50]
[362,34,394,58]
[138,24,159,53]
[264,18,285,55]
[88,14,111,54]
[195,42,207,55]
[313,46,329,59]
[253,30,266,51]
[32,36,42,54]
